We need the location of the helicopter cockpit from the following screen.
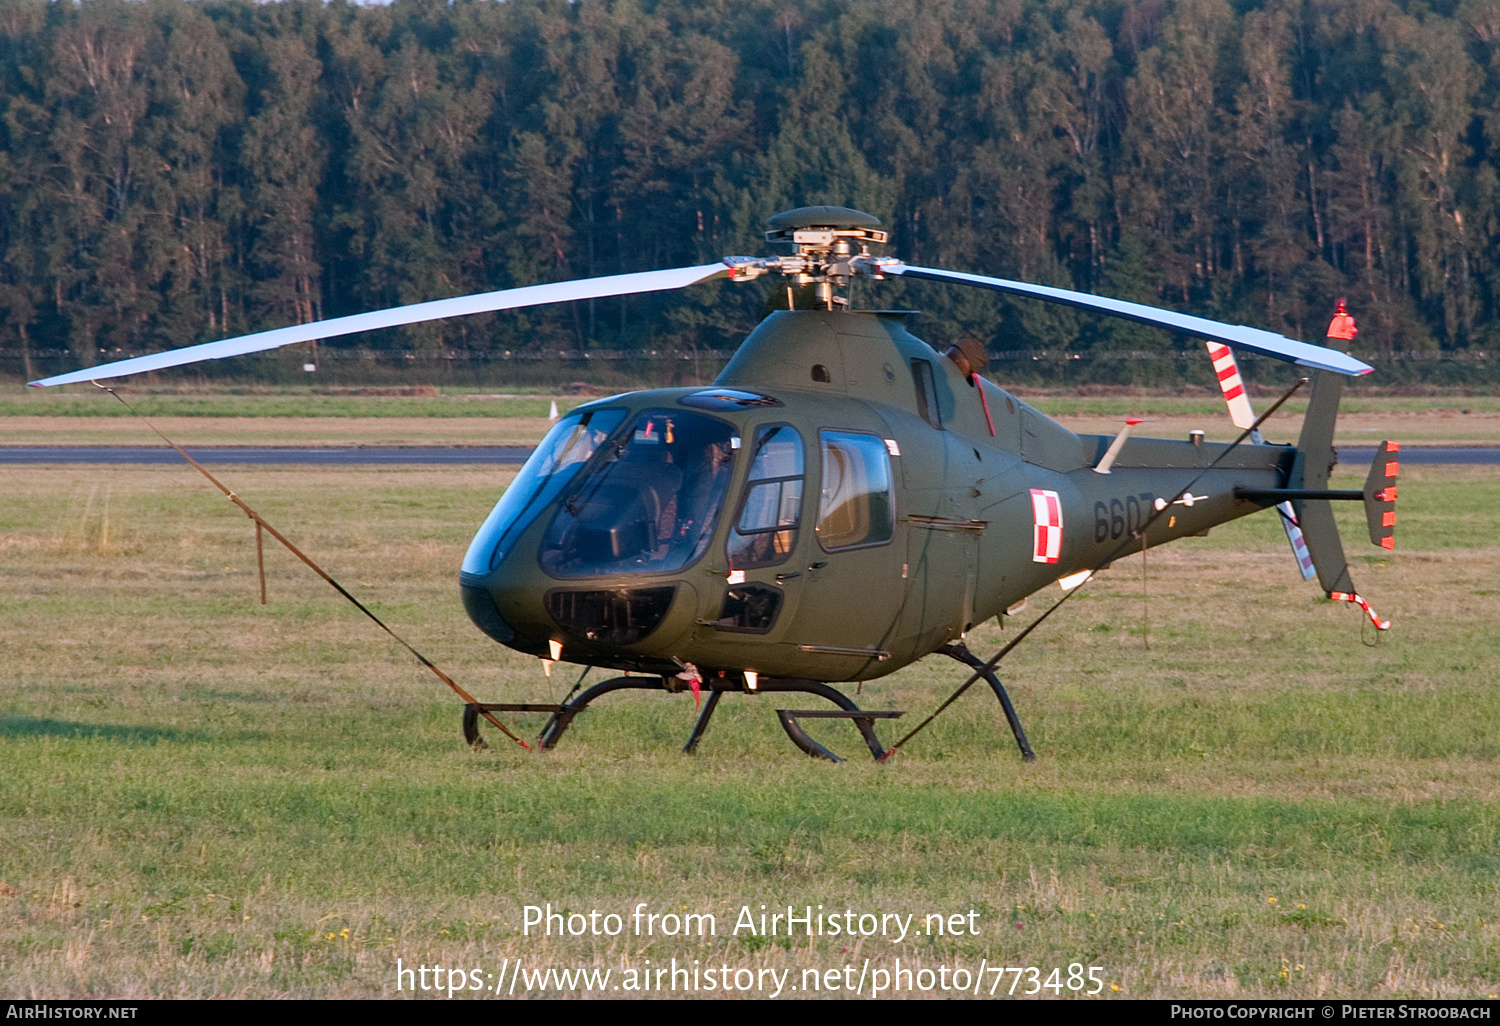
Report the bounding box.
[459,381,909,669]
[538,409,736,576]
[462,391,780,585]
[459,389,764,659]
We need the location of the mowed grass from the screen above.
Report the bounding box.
[1,460,1498,999]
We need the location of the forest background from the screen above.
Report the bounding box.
[3,0,1500,387]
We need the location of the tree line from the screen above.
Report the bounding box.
[4,0,1500,383]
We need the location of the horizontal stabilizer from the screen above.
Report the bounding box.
[1363,441,1399,550]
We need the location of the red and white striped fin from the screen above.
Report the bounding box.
[1329,591,1391,631]
[1278,502,1317,581]
[1205,342,1256,429]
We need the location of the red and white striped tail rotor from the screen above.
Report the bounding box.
[1206,341,1316,580]
[1281,504,1317,581]
[1206,342,1256,430]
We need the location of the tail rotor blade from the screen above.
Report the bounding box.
[1277,503,1319,582]
[1201,341,1315,580]
[1205,342,1256,430]
[30,262,733,387]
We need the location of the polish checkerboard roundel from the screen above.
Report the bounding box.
[1030,489,1062,564]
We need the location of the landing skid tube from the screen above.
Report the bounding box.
[938,642,1037,761]
[461,675,903,760]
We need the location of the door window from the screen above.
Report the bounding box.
[816,431,894,551]
[727,424,803,570]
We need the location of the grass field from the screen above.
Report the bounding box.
[1,434,1498,997]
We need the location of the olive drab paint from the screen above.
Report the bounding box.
[37,206,1392,756]
[460,307,1338,685]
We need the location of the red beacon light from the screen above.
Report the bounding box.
[1327,298,1358,341]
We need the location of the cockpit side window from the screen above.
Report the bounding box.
[727,424,804,570]
[539,409,736,577]
[816,431,894,551]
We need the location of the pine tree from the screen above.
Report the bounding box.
[241,24,325,332]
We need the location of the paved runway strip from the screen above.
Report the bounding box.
[0,445,535,464]
[1,445,1495,465]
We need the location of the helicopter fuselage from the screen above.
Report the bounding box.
[460,310,1292,682]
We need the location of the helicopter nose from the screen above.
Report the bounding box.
[461,581,515,645]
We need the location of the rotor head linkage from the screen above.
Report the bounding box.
[724,206,897,308]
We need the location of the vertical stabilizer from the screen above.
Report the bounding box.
[1294,302,1357,596]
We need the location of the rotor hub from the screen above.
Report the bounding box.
[723,206,899,307]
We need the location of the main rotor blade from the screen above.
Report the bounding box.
[29,263,733,387]
[887,264,1374,376]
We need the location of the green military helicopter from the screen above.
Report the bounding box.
[32,206,1398,761]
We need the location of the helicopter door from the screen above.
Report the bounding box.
[897,433,982,652]
[787,430,905,679]
[709,424,807,642]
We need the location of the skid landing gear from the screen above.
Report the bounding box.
[938,642,1036,761]
[461,675,904,761]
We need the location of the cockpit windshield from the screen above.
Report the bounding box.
[540,409,736,577]
[462,406,628,576]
